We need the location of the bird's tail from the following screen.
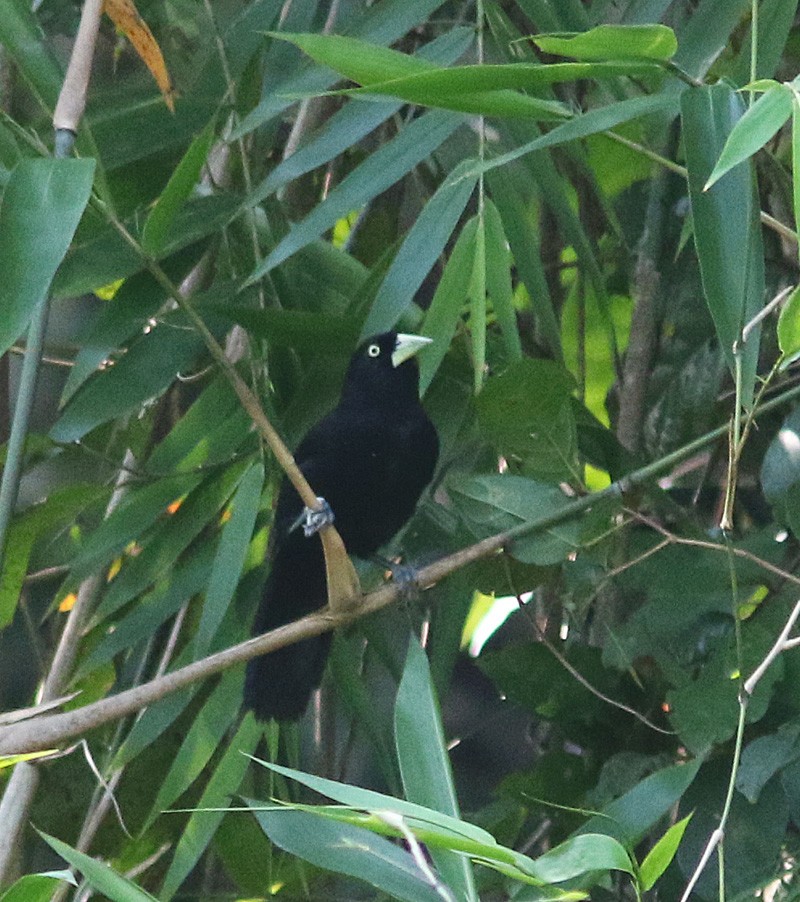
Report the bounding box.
[243,543,331,721]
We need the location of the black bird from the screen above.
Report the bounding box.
[244,331,439,721]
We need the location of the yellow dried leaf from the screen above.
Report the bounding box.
[59,592,78,613]
[103,0,175,112]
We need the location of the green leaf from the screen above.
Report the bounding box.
[77,544,215,677]
[248,27,475,206]
[94,459,251,623]
[476,358,578,482]
[639,814,692,891]
[419,217,478,393]
[159,716,262,900]
[38,832,158,902]
[396,637,478,901]
[486,168,561,360]
[212,306,361,352]
[250,761,632,887]
[736,719,800,803]
[794,94,800,266]
[0,484,106,628]
[141,120,217,255]
[531,834,634,882]
[469,208,487,393]
[195,461,263,652]
[252,807,447,902]
[681,83,764,408]
[778,283,800,367]
[233,0,474,137]
[483,197,522,363]
[447,474,581,565]
[144,669,243,831]
[0,0,62,111]
[67,473,203,586]
[705,85,793,190]
[0,873,75,902]
[362,159,479,337]
[273,32,573,119]
[761,407,800,514]
[580,759,702,847]
[250,759,499,846]
[50,309,216,444]
[478,93,678,177]
[245,109,464,282]
[0,158,95,357]
[51,195,240,298]
[533,24,677,61]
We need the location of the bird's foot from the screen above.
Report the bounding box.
[291,497,335,537]
[373,555,420,603]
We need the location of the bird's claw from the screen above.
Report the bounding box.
[374,556,420,603]
[292,497,335,537]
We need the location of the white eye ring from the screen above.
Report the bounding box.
[367,343,381,358]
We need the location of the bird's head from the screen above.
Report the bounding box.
[342,331,432,405]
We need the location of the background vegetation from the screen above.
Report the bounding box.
[2,0,800,899]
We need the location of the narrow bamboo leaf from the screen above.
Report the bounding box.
[483,198,522,363]
[673,0,751,79]
[396,638,478,901]
[50,312,208,444]
[60,260,195,404]
[144,669,243,831]
[339,60,659,101]
[233,0,458,137]
[253,808,446,902]
[533,24,677,61]
[419,218,479,393]
[476,92,678,177]
[37,832,158,902]
[112,593,246,768]
[0,158,95,357]
[0,485,106,628]
[486,167,561,360]
[0,0,62,110]
[271,30,446,88]
[276,33,657,117]
[705,85,792,190]
[361,159,478,337]
[94,460,250,622]
[778,284,800,367]
[0,873,72,902]
[793,95,800,263]
[68,473,203,586]
[195,461,263,652]
[210,306,361,352]
[639,814,692,891]
[245,109,464,282]
[682,84,764,408]
[469,214,488,394]
[141,120,217,255]
[51,194,240,298]
[251,759,499,845]
[159,716,262,901]
[77,544,215,677]
[249,27,474,206]
[146,375,253,474]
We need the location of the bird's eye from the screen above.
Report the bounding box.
[367,344,381,358]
